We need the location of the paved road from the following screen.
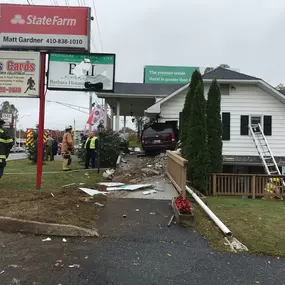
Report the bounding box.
[0,198,284,285]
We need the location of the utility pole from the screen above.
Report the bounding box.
[89,92,93,132]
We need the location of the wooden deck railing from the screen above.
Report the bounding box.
[166,150,188,197]
[209,174,285,198]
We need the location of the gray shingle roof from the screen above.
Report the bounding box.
[279,90,285,95]
[114,82,184,95]
[202,67,261,81]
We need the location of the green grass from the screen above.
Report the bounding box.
[195,196,285,256]
[2,159,102,192]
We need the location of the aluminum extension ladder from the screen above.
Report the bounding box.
[249,123,285,188]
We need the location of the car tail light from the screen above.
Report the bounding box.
[171,133,175,141]
[141,136,145,143]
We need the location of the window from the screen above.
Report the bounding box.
[251,116,262,126]
[263,115,272,136]
[240,115,249,135]
[220,84,230,95]
[222,112,230,140]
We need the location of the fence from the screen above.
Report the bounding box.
[166,150,188,196]
[210,174,285,198]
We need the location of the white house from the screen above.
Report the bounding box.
[145,67,285,173]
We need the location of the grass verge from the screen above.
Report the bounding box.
[0,159,105,228]
[195,196,285,256]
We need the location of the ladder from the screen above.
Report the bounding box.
[249,123,285,190]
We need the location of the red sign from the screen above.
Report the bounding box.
[0,4,91,51]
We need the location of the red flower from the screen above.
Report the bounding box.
[174,195,192,214]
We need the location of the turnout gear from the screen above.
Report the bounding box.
[46,135,54,161]
[0,123,13,178]
[62,129,74,171]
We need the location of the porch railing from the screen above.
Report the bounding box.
[210,174,285,198]
[166,150,188,196]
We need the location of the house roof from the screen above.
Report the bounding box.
[202,67,261,81]
[279,89,285,95]
[145,67,285,115]
[113,82,184,95]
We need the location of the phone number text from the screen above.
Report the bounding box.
[0,87,21,93]
[46,39,83,45]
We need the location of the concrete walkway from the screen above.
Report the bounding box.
[0,198,284,285]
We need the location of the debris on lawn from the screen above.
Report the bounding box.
[11,278,20,285]
[95,202,105,207]
[167,253,172,257]
[143,190,157,195]
[150,212,156,215]
[62,238,67,243]
[0,270,4,274]
[78,197,94,203]
[134,147,141,153]
[79,188,108,196]
[9,265,19,268]
[42,237,51,242]
[135,209,140,212]
[103,169,115,179]
[167,214,175,227]
[62,183,76,188]
[51,193,55,197]
[69,264,80,268]
[123,214,127,218]
[106,184,152,191]
[98,182,125,187]
[141,168,160,176]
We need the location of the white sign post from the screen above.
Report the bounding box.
[0,51,40,97]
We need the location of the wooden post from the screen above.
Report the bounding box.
[181,162,187,197]
[252,175,256,199]
[213,174,217,195]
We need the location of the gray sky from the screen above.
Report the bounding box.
[1,0,285,130]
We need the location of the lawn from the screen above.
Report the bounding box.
[0,158,105,227]
[195,196,285,256]
[3,158,102,191]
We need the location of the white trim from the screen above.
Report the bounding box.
[145,79,285,115]
[97,93,168,99]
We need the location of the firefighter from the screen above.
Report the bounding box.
[62,125,74,171]
[0,118,13,178]
[84,131,98,169]
[264,177,281,199]
[45,134,54,161]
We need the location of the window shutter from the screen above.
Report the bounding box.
[222,113,230,141]
[240,115,249,135]
[263,116,272,136]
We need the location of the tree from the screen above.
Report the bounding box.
[180,70,203,156]
[276,84,285,91]
[206,78,223,173]
[186,81,208,193]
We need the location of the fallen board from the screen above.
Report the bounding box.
[106,184,152,191]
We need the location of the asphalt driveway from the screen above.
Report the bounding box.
[0,198,284,285]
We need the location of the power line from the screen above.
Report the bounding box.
[92,0,104,52]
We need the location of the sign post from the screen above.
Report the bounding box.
[36,53,46,189]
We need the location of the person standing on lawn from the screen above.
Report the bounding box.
[62,125,74,171]
[46,134,54,161]
[84,131,98,169]
[0,118,13,178]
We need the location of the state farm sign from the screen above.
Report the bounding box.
[0,4,91,51]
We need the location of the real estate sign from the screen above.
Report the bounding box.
[0,51,40,97]
[47,53,115,92]
[0,4,91,51]
[2,113,12,128]
[144,65,198,84]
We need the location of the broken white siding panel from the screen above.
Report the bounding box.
[159,83,285,157]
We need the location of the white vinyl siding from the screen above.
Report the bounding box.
[159,83,285,157]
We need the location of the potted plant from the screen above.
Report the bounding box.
[172,195,194,227]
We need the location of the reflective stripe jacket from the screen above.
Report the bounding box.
[84,136,98,150]
[62,132,73,153]
[0,128,13,160]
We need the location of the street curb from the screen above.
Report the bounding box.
[0,216,99,237]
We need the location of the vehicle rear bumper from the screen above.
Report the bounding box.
[142,142,176,152]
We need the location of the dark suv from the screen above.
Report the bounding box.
[141,123,177,154]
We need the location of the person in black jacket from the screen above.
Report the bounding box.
[0,118,13,178]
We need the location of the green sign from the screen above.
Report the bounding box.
[144,65,198,84]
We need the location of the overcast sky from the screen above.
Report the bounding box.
[1,0,285,130]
